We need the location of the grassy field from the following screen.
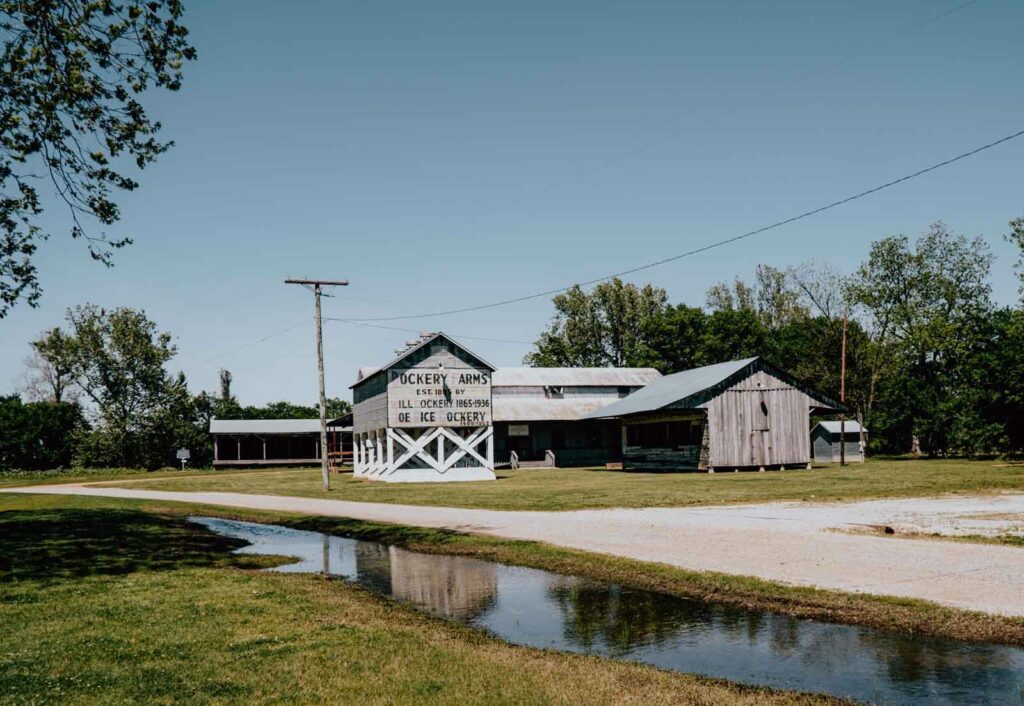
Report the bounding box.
[4,492,1022,649]
[0,494,844,705]
[95,457,1024,511]
[0,465,274,489]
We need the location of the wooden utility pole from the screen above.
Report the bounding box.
[285,277,349,491]
[839,306,848,467]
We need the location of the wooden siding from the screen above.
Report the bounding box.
[623,444,700,470]
[386,346,492,428]
[702,369,811,468]
[355,343,492,435]
[354,392,387,434]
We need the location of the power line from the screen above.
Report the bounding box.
[326,317,533,345]
[413,0,981,244]
[341,126,1024,323]
[169,2,983,367]
[177,320,306,374]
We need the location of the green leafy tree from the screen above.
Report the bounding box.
[36,304,187,468]
[699,308,769,363]
[21,327,76,403]
[0,394,85,470]
[210,368,242,418]
[636,304,706,373]
[846,223,994,454]
[325,397,352,418]
[526,278,668,367]
[1007,215,1024,301]
[706,265,809,330]
[0,0,197,317]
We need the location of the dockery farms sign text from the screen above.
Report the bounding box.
[387,368,492,427]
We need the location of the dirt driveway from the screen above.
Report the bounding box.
[6,484,1023,617]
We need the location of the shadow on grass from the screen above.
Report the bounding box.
[280,515,468,548]
[0,509,274,582]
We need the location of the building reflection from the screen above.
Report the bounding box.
[354,542,498,620]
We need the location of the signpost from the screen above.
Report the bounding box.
[176,448,190,471]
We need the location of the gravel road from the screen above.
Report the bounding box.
[6,484,1023,617]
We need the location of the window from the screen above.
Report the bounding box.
[626,421,703,448]
[617,386,632,398]
[544,385,564,399]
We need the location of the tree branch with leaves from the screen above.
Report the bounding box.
[0,0,196,317]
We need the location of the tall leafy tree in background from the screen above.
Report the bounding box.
[0,0,196,317]
[705,265,809,330]
[20,327,76,403]
[0,394,84,470]
[846,223,993,454]
[525,278,668,367]
[1008,215,1024,301]
[34,304,194,468]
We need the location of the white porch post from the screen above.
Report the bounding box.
[386,429,395,474]
[375,432,383,474]
[486,429,494,470]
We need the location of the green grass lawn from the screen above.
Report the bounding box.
[94,457,1024,511]
[0,493,843,705]
[0,465,277,489]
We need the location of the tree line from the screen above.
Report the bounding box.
[1,306,350,472]
[526,219,1024,456]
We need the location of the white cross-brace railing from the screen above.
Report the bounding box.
[386,426,492,475]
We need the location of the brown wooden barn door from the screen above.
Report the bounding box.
[751,390,771,467]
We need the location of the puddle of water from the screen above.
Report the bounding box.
[191,516,1024,705]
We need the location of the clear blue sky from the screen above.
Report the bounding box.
[3,0,1023,405]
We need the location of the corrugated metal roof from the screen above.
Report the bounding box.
[356,366,379,381]
[493,398,623,422]
[579,358,759,419]
[815,420,866,434]
[209,419,349,434]
[492,367,662,387]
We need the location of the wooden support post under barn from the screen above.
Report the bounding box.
[352,333,497,482]
[582,357,844,472]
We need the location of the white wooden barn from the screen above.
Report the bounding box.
[351,333,497,482]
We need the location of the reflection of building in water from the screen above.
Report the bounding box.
[354,542,394,594]
[354,542,497,620]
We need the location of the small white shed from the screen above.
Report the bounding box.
[811,420,867,463]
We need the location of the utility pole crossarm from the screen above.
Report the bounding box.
[285,277,349,492]
[285,278,350,286]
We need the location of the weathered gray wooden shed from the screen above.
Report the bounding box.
[582,357,843,472]
[811,421,867,463]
